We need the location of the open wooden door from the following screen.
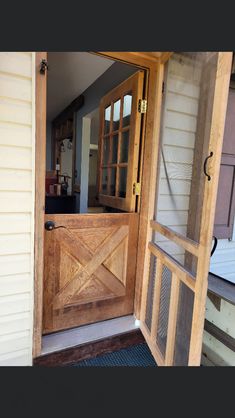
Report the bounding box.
[43,70,144,334]
[98,71,144,211]
[139,52,232,365]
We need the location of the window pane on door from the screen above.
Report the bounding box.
[123,94,132,127]
[102,137,110,165]
[113,99,121,131]
[110,168,116,196]
[101,168,108,194]
[120,130,129,163]
[118,167,127,198]
[111,134,119,164]
[104,105,111,134]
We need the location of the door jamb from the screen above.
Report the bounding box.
[33,51,170,358]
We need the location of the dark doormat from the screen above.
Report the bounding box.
[72,342,157,366]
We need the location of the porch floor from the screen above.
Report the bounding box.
[72,342,157,366]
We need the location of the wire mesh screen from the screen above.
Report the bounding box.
[173,281,195,365]
[156,265,172,357]
[145,254,157,332]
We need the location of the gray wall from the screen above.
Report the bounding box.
[76,61,137,212]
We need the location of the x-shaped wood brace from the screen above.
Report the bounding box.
[52,225,129,310]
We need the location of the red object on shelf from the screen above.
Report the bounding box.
[46,175,57,195]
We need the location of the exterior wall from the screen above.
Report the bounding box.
[203,297,235,365]
[0,52,35,365]
[155,53,200,264]
[210,232,235,284]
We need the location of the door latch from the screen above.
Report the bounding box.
[45,220,55,231]
[45,220,66,231]
[40,59,49,75]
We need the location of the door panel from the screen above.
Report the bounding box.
[98,71,144,212]
[43,213,139,333]
[140,52,232,366]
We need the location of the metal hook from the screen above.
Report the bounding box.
[211,235,218,257]
[203,151,213,181]
[40,59,49,75]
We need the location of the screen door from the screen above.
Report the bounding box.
[140,52,232,366]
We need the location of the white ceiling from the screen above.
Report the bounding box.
[47,52,114,121]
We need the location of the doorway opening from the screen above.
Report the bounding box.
[42,52,146,352]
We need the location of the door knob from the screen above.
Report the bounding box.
[45,220,55,231]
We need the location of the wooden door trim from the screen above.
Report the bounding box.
[33,51,172,358]
[33,52,47,357]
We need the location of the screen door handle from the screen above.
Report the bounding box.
[203,151,213,181]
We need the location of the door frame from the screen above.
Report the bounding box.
[33,50,174,358]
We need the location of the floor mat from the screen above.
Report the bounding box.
[73,342,157,366]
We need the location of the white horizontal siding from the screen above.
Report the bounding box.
[0,52,35,366]
[155,54,201,264]
[0,330,30,356]
[0,168,32,191]
[202,297,235,366]
[210,239,235,284]
[0,349,32,366]
[0,145,32,169]
[0,274,31,296]
[0,122,32,147]
[0,214,31,233]
[0,254,31,276]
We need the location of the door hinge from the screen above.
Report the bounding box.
[138,99,147,113]
[162,81,165,94]
[133,182,141,195]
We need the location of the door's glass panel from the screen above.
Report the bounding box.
[110,168,116,196]
[111,134,119,164]
[101,168,108,194]
[120,130,129,163]
[104,105,111,134]
[156,265,172,357]
[145,254,157,332]
[155,52,219,243]
[118,167,127,198]
[113,99,121,131]
[123,93,132,127]
[102,137,109,165]
[152,231,198,277]
[173,282,195,366]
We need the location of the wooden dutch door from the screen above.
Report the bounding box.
[43,71,145,333]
